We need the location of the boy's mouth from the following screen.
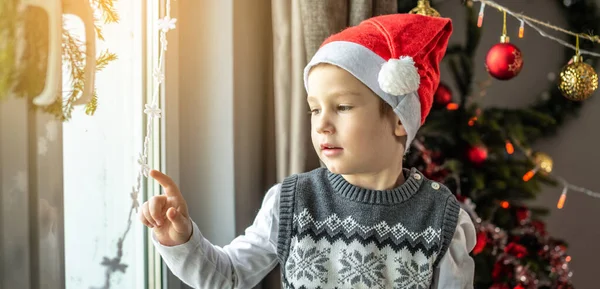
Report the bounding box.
[320,144,343,157]
[320,143,342,150]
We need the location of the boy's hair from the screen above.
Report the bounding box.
[379,98,392,116]
[379,99,408,150]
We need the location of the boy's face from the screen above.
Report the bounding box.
[307,64,407,176]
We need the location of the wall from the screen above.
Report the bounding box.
[175,0,274,244]
[175,0,274,288]
[177,0,236,248]
[232,0,275,236]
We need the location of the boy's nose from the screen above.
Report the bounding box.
[314,113,335,135]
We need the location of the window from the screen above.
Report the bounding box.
[63,0,160,288]
[1,0,172,287]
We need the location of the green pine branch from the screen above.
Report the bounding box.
[4,0,120,121]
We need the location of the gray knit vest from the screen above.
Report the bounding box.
[277,167,460,289]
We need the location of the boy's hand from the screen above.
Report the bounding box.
[139,170,193,247]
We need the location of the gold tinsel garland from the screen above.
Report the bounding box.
[0,0,118,121]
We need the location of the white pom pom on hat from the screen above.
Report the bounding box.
[378,56,421,96]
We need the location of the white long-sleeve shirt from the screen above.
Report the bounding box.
[152,183,477,289]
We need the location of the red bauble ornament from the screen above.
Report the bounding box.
[485,37,523,80]
[531,220,547,236]
[467,145,488,165]
[516,207,531,224]
[505,242,529,259]
[473,231,488,255]
[492,260,514,281]
[434,82,453,106]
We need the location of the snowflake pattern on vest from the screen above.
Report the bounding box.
[395,259,433,289]
[284,210,439,289]
[285,247,331,283]
[337,249,386,287]
[277,168,460,289]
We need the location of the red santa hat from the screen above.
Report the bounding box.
[304,13,453,151]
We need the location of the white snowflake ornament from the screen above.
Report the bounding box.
[144,103,162,118]
[157,16,177,32]
[130,187,140,211]
[153,68,165,84]
[137,153,151,177]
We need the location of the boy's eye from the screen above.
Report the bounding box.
[308,108,320,115]
[338,105,352,111]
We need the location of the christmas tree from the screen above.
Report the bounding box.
[399,0,600,288]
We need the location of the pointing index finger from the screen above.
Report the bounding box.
[149,170,181,197]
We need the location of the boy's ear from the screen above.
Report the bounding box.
[394,118,407,137]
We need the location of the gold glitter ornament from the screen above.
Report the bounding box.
[558,54,598,101]
[558,35,598,101]
[409,0,440,17]
[533,152,553,174]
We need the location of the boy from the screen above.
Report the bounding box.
[140,13,476,289]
